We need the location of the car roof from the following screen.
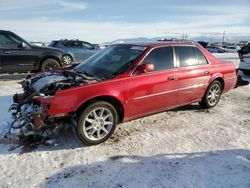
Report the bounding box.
[0,30,13,34]
[113,41,198,48]
[53,39,86,42]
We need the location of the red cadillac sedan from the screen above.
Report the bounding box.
[11,41,237,145]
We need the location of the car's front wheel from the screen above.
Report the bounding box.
[41,58,60,71]
[199,80,222,108]
[77,101,118,145]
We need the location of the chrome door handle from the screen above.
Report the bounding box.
[3,51,11,54]
[204,70,210,74]
[167,75,178,81]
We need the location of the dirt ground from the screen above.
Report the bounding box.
[0,73,249,188]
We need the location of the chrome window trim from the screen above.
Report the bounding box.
[130,44,212,77]
[174,46,211,68]
[130,45,176,76]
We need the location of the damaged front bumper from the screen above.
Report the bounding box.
[8,101,48,137]
[7,94,66,140]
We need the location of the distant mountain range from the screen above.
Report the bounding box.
[107,35,250,44]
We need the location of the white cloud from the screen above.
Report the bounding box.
[58,1,87,10]
[0,0,88,12]
[0,18,249,43]
[0,0,51,10]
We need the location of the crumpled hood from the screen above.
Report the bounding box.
[22,70,95,96]
[26,72,71,94]
[32,74,67,93]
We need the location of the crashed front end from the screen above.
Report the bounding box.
[9,96,58,139]
[7,70,97,142]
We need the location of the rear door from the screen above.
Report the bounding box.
[69,41,84,62]
[175,46,212,104]
[127,46,180,119]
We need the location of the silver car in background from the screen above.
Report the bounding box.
[49,39,101,65]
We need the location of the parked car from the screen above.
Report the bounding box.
[197,41,208,48]
[0,30,68,73]
[223,46,238,53]
[206,46,227,53]
[239,43,250,74]
[30,41,46,47]
[49,39,100,65]
[9,42,237,145]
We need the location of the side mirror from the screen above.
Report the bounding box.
[134,63,154,74]
[18,42,28,49]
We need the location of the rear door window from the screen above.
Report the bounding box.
[194,48,208,65]
[143,46,174,71]
[175,46,199,67]
[81,42,94,49]
[49,41,58,47]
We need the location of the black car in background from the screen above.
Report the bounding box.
[0,30,66,73]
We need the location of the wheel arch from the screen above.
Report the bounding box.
[209,73,225,91]
[76,95,125,123]
[63,53,74,61]
[39,56,62,70]
[210,77,225,91]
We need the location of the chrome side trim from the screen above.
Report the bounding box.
[133,83,205,100]
[19,64,33,66]
[134,89,179,100]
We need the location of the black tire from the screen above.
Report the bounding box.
[40,58,61,71]
[62,55,73,65]
[77,101,118,145]
[199,80,222,109]
[242,70,250,75]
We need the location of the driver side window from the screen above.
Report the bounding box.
[143,47,174,71]
[0,33,19,48]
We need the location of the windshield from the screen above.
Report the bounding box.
[74,44,147,79]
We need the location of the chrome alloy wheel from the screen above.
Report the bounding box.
[62,55,72,65]
[82,107,114,141]
[207,83,221,106]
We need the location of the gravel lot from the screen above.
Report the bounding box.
[0,71,249,188]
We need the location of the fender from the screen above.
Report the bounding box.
[48,78,128,116]
[208,72,224,85]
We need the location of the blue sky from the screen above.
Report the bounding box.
[0,0,249,42]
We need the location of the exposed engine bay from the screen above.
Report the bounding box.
[6,70,98,145]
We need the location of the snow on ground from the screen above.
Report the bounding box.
[0,72,249,188]
[0,80,23,138]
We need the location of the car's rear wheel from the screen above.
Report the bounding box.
[77,101,118,145]
[62,55,73,65]
[41,58,60,71]
[199,80,222,108]
[242,70,250,75]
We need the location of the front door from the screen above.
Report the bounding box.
[0,32,36,72]
[127,46,180,119]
